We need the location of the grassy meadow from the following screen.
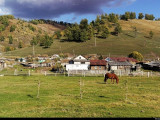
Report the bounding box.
[0,76,160,118]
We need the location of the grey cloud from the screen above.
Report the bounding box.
[3,0,135,19]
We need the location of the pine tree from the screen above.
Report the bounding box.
[125,12,130,21]
[8,35,13,44]
[101,26,110,39]
[114,23,122,36]
[149,31,154,39]
[18,41,23,48]
[80,30,88,42]
[138,13,144,19]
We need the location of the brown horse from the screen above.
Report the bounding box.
[104,73,119,84]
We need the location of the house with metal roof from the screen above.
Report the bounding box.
[142,61,160,71]
[108,61,133,71]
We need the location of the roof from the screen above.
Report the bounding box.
[108,61,132,66]
[74,59,90,62]
[61,59,70,63]
[73,55,89,62]
[144,61,160,67]
[106,57,138,62]
[90,60,106,66]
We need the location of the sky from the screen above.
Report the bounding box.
[0,0,160,23]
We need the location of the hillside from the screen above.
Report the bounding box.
[0,17,65,53]
[3,19,160,59]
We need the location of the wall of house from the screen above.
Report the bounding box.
[111,66,118,70]
[91,66,106,70]
[66,64,89,71]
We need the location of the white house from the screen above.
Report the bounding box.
[51,54,60,60]
[66,55,90,71]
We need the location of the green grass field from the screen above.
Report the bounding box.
[0,76,160,118]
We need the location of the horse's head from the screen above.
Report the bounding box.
[104,74,108,83]
[115,75,119,84]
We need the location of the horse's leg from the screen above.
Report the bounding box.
[104,75,107,83]
[116,79,119,84]
[105,78,108,84]
[112,78,114,84]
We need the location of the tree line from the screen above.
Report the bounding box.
[30,34,54,48]
[59,13,123,42]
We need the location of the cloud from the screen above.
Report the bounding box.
[1,0,136,19]
[0,0,4,6]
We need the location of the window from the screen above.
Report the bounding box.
[79,57,81,59]
[95,66,97,70]
[99,66,101,70]
[81,62,85,64]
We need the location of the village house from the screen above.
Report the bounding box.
[108,61,133,71]
[18,58,27,63]
[66,55,90,71]
[105,57,139,72]
[90,60,107,70]
[51,54,60,60]
[61,59,70,68]
[65,53,75,60]
[0,60,7,71]
[142,61,160,71]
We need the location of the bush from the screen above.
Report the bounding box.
[0,25,5,32]
[28,24,36,31]
[128,51,143,61]
[8,35,13,44]
[0,36,5,42]
[10,25,16,32]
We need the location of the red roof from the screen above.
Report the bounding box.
[90,60,106,66]
[110,57,138,62]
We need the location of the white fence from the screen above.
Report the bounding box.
[0,69,160,77]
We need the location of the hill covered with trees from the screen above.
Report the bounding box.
[0,15,66,52]
[2,12,160,59]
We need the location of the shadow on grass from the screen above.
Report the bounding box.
[60,39,84,43]
[27,94,34,98]
[144,36,151,39]
[97,82,106,84]
[124,33,135,38]
[99,96,109,98]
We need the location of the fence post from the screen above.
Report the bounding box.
[120,70,122,77]
[28,70,31,76]
[125,80,128,101]
[14,69,18,76]
[148,72,150,78]
[45,71,47,76]
[37,80,40,99]
[80,77,83,99]
[68,70,69,77]
[141,71,143,77]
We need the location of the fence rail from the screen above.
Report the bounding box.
[0,69,160,77]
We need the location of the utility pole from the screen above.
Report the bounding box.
[60,46,62,54]
[73,49,75,57]
[33,44,35,57]
[33,44,35,69]
[95,34,97,47]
